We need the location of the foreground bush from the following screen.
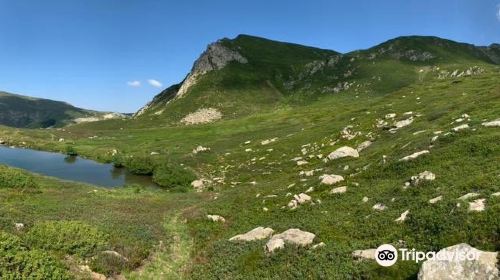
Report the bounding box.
[153,162,196,191]
[0,231,70,279]
[125,155,155,175]
[26,221,109,258]
[0,165,38,189]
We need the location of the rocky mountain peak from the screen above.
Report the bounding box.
[191,40,248,75]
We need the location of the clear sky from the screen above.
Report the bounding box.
[0,0,499,113]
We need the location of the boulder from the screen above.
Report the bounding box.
[429,196,443,204]
[14,223,24,231]
[357,140,373,152]
[399,150,430,161]
[468,199,486,212]
[319,174,344,185]
[417,243,498,280]
[330,186,347,194]
[229,227,274,242]
[352,249,376,260]
[452,124,469,132]
[410,171,436,186]
[394,117,414,129]
[372,203,386,211]
[192,145,210,154]
[191,179,206,192]
[288,193,312,209]
[482,119,500,127]
[458,193,480,200]
[265,229,316,253]
[261,137,278,145]
[395,210,410,223]
[328,146,359,160]
[207,215,226,223]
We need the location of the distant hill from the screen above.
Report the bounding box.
[0,91,125,128]
[135,35,499,124]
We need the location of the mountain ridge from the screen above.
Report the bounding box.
[0,91,126,128]
[134,34,499,122]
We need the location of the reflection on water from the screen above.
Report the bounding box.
[0,145,156,188]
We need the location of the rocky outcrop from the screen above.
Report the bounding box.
[482,119,500,127]
[135,40,248,117]
[417,243,498,280]
[181,108,222,125]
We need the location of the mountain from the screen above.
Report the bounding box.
[134,35,498,124]
[0,91,125,128]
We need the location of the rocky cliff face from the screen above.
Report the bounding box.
[134,41,248,117]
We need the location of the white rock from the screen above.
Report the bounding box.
[352,249,376,260]
[417,243,498,280]
[305,187,314,193]
[468,199,486,212]
[14,223,24,231]
[191,179,205,192]
[429,196,443,204]
[330,186,347,194]
[192,145,210,154]
[245,148,253,152]
[311,242,326,249]
[294,193,311,204]
[395,210,410,223]
[327,146,359,160]
[385,113,396,119]
[319,174,344,185]
[372,203,386,211]
[265,237,285,253]
[394,117,414,129]
[452,124,469,132]
[458,193,480,200]
[399,150,430,161]
[265,229,316,253]
[261,137,278,145]
[207,215,225,223]
[492,192,500,197]
[357,140,373,152]
[180,108,222,125]
[296,160,308,166]
[150,152,160,155]
[362,197,369,203]
[482,119,500,127]
[410,171,436,186]
[229,227,274,242]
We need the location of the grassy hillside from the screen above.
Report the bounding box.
[0,35,498,279]
[0,91,123,128]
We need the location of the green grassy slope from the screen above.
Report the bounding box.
[0,91,122,128]
[0,35,499,279]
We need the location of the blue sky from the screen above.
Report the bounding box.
[0,0,499,113]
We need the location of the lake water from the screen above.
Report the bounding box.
[0,145,156,188]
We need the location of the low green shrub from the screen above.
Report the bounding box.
[153,162,196,191]
[0,165,38,189]
[90,251,128,276]
[26,221,109,258]
[0,231,70,279]
[125,155,155,175]
[65,145,77,156]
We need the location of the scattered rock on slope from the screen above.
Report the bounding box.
[265,229,316,253]
[410,171,436,186]
[207,215,226,223]
[319,174,344,185]
[468,199,486,212]
[229,227,274,242]
[482,119,500,127]
[327,146,359,160]
[399,150,429,161]
[352,249,376,260]
[417,243,498,280]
